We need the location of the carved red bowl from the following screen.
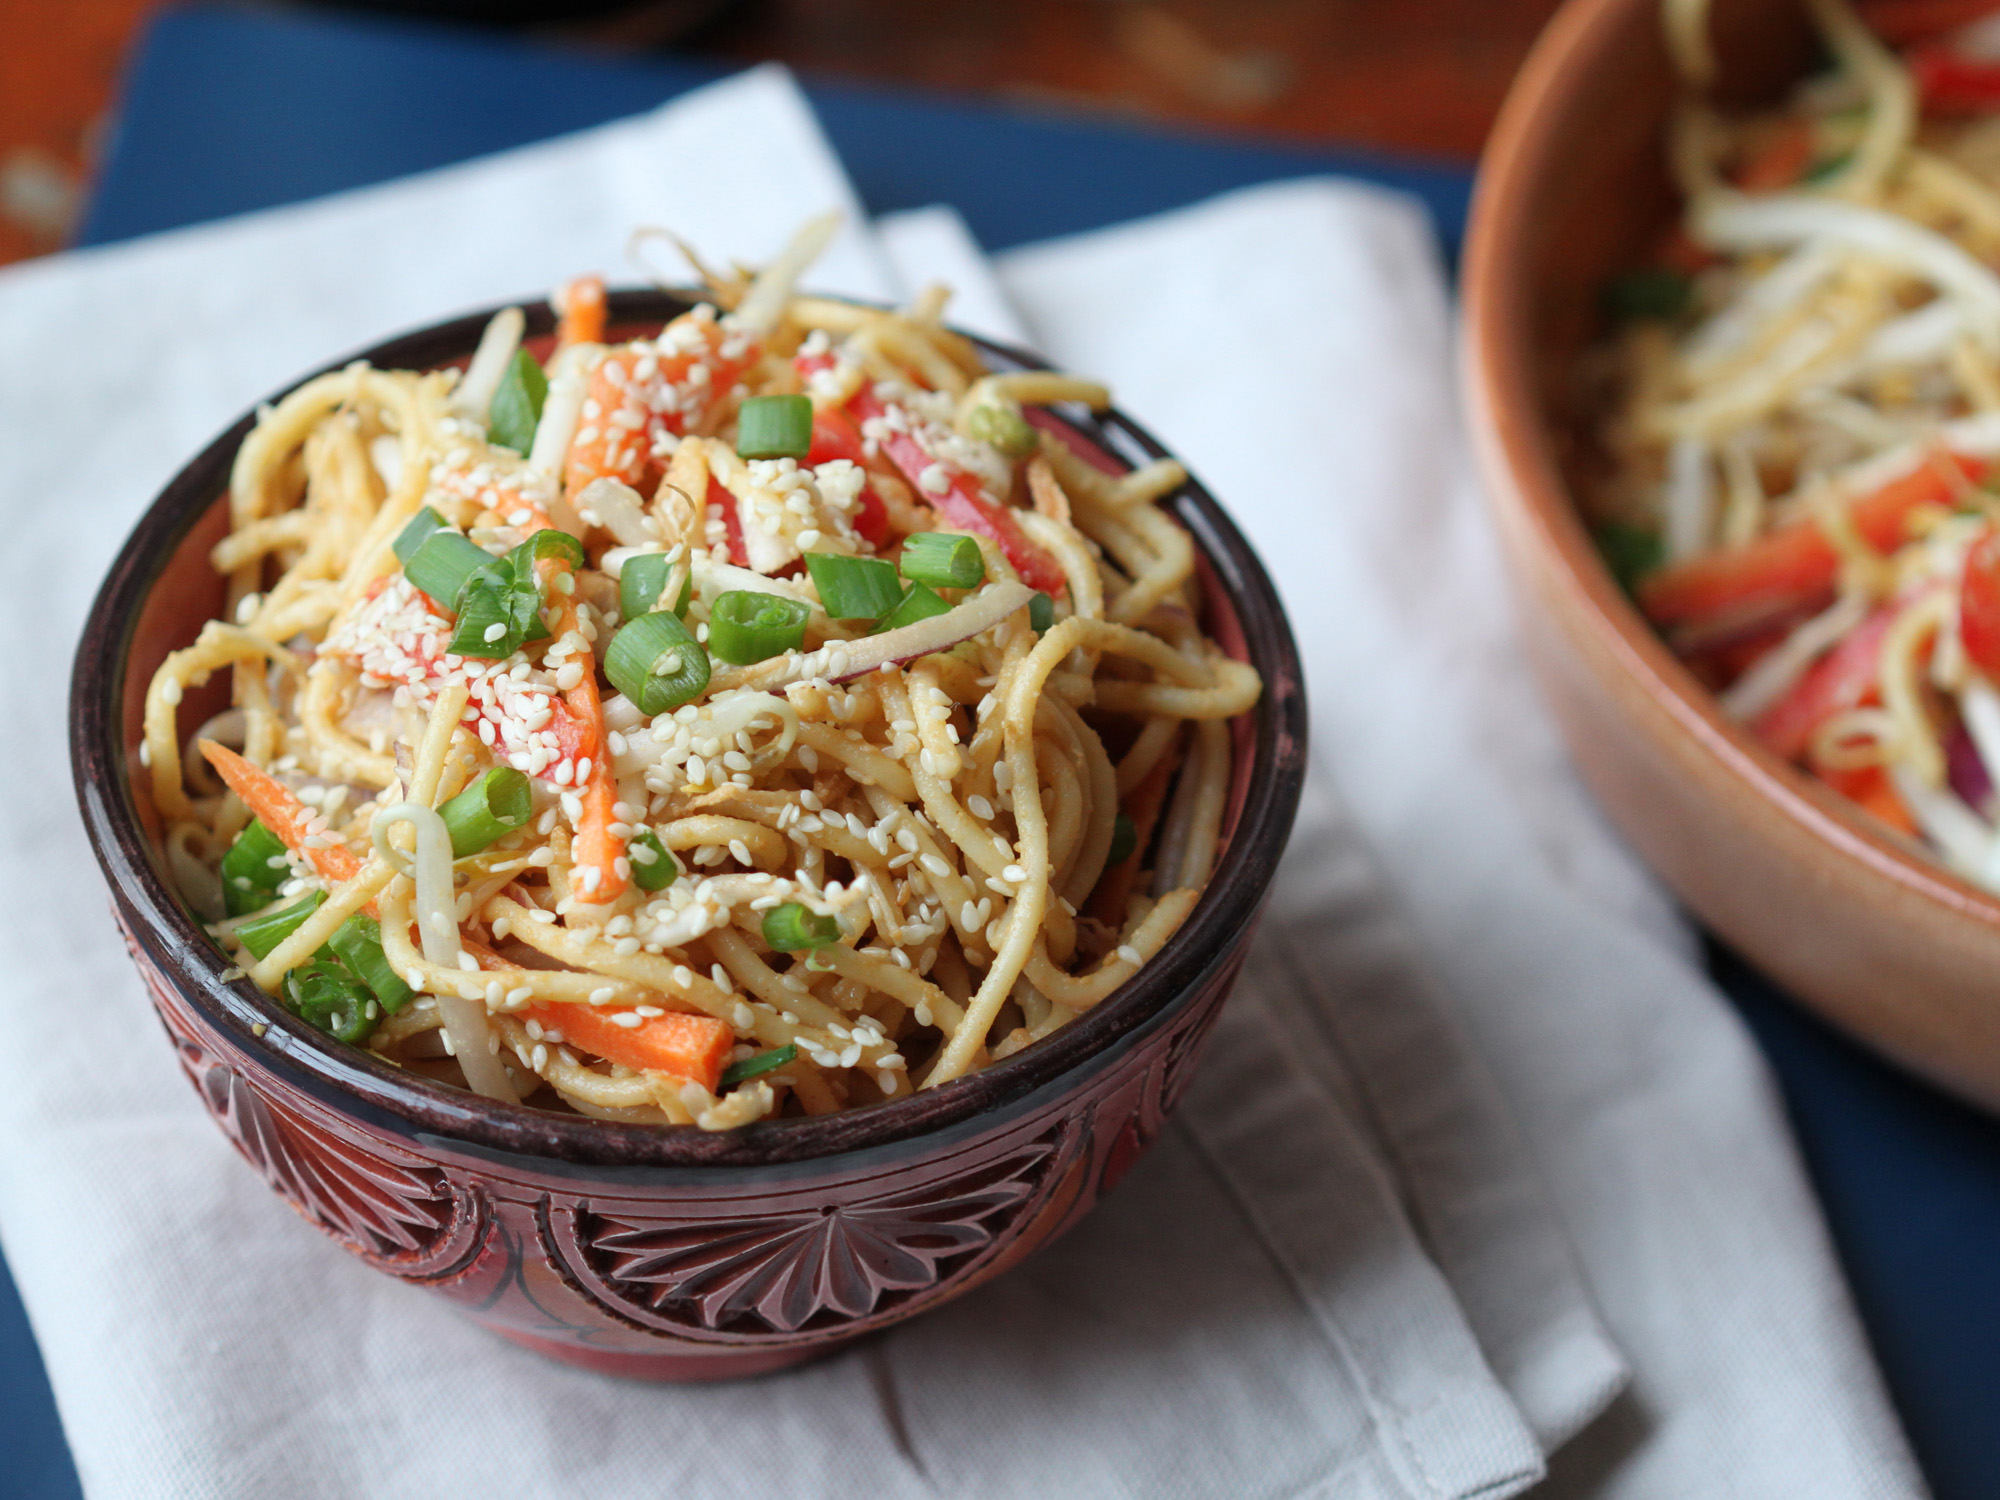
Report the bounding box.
[69,290,1308,1380]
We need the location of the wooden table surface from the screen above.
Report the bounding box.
[0,0,1562,267]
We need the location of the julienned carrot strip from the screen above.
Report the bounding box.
[562,314,759,496]
[198,740,364,885]
[555,274,607,349]
[1735,119,1816,192]
[537,556,627,903]
[521,1002,733,1093]
[1817,763,1920,839]
[456,939,729,1091]
[1639,451,1985,627]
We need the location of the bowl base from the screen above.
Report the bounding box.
[486,1323,835,1382]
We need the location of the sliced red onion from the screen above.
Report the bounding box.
[1948,724,1994,814]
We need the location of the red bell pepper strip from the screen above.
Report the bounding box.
[706,475,749,566]
[1960,524,2000,681]
[1749,605,1897,760]
[1639,451,1984,628]
[1863,0,2000,45]
[1908,44,2000,113]
[846,388,1066,595]
[806,406,890,545]
[796,352,1065,594]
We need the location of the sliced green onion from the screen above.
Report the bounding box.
[508,527,585,574]
[762,902,841,952]
[874,581,952,634]
[220,818,291,917]
[898,531,985,589]
[721,1042,798,1088]
[444,574,520,658]
[1028,591,1056,634]
[439,529,587,658]
[1106,812,1138,868]
[283,961,376,1045]
[393,506,449,565]
[235,891,328,961]
[628,830,680,892]
[620,551,672,620]
[619,551,692,621]
[1601,268,1692,323]
[736,394,813,460]
[805,553,903,620]
[437,767,534,857]
[404,529,500,611]
[325,913,414,1014]
[966,404,1039,458]
[606,610,711,714]
[487,348,548,455]
[709,591,809,665]
[1592,520,1664,596]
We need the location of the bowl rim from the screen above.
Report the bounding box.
[70,287,1308,1170]
[1460,0,2000,939]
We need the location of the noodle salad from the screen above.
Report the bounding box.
[1592,0,2000,888]
[138,220,1261,1130]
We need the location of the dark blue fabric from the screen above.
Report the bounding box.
[23,4,1997,1497]
[80,4,1473,257]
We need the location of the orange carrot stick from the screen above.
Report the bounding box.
[460,938,730,1091]
[561,317,757,497]
[1735,118,1816,192]
[536,560,627,904]
[1817,763,1920,839]
[522,1002,733,1093]
[555,274,607,349]
[199,740,364,885]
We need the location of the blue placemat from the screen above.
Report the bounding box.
[21,5,2000,1498]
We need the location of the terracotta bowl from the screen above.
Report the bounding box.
[1463,0,2000,1109]
[69,290,1307,1380]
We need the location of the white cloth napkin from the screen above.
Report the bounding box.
[0,64,1923,1500]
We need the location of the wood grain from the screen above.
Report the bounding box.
[0,0,1560,266]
